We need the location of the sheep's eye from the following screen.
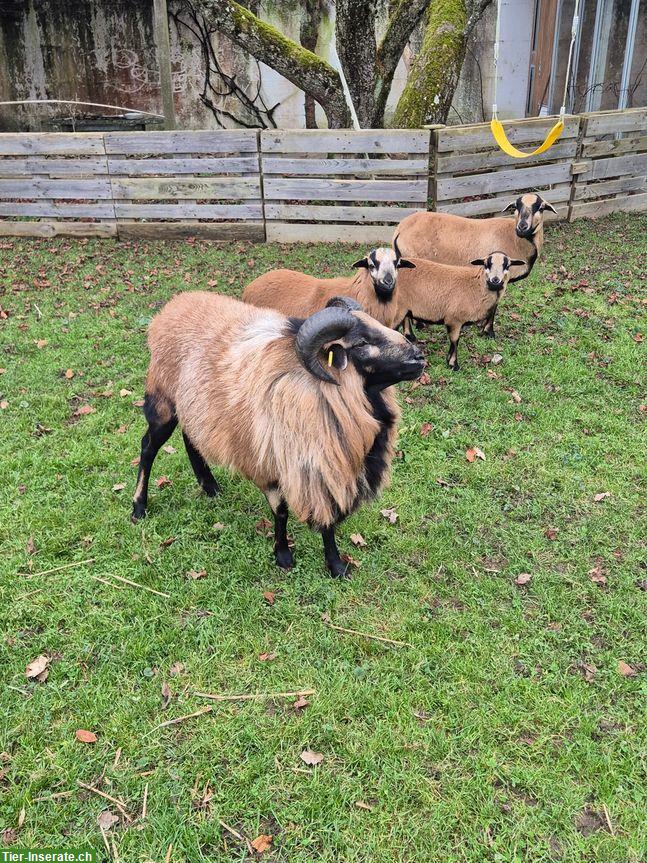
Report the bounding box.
[354,340,368,349]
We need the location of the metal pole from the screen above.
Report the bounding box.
[618,0,640,109]
[153,0,176,130]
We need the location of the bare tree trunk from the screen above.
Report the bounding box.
[393,0,491,127]
[300,0,322,128]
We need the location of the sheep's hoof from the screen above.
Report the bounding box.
[327,558,351,579]
[275,547,294,570]
[200,480,220,497]
[450,364,460,373]
[481,329,496,340]
[131,504,147,523]
[405,332,418,344]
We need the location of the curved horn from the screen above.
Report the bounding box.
[295,306,357,384]
[393,233,402,261]
[326,295,363,312]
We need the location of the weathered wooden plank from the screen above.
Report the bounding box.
[264,204,422,223]
[116,221,265,241]
[435,116,580,152]
[582,133,647,159]
[0,133,105,156]
[261,129,431,154]
[569,191,647,220]
[107,156,259,175]
[0,201,115,218]
[0,178,112,199]
[261,157,428,176]
[0,220,116,238]
[114,202,262,218]
[436,185,570,218]
[582,108,647,137]
[110,176,261,200]
[104,130,259,155]
[435,161,572,199]
[263,177,427,203]
[267,222,395,243]
[0,157,108,176]
[587,151,647,180]
[573,175,647,200]
[436,139,576,174]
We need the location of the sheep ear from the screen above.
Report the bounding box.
[510,259,526,267]
[352,257,370,269]
[397,258,416,269]
[470,258,485,266]
[501,201,517,213]
[541,201,557,214]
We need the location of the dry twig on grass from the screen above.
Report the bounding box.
[325,622,412,648]
[156,706,213,729]
[194,688,315,702]
[77,780,132,822]
[20,558,95,579]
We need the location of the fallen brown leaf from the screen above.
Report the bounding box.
[186,569,206,579]
[36,339,47,348]
[74,405,95,417]
[465,447,485,462]
[380,507,398,524]
[26,536,36,555]
[588,566,607,585]
[263,590,275,606]
[341,552,360,568]
[617,660,636,678]
[97,810,119,831]
[258,652,276,662]
[112,483,126,492]
[515,573,532,586]
[300,749,323,766]
[25,654,49,681]
[119,389,132,397]
[350,533,367,547]
[354,800,374,811]
[420,422,433,437]
[162,445,176,454]
[75,729,97,744]
[156,476,172,488]
[169,662,185,677]
[64,369,75,379]
[544,528,558,541]
[161,681,172,709]
[251,834,272,854]
[160,536,176,548]
[293,695,309,710]
[594,492,610,502]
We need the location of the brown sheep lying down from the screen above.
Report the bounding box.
[243,242,415,329]
[395,193,556,339]
[132,293,425,577]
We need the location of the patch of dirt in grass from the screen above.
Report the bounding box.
[575,805,608,836]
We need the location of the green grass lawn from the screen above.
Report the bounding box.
[0,213,645,863]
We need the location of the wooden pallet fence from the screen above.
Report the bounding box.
[105,130,264,240]
[0,133,116,237]
[569,107,647,221]
[431,115,580,220]
[260,129,431,243]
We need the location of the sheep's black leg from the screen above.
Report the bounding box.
[321,525,349,578]
[481,305,497,339]
[446,323,461,372]
[265,485,294,569]
[131,394,177,522]
[183,432,219,497]
[403,312,418,343]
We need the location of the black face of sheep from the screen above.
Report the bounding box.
[470,253,526,292]
[297,297,426,389]
[502,193,558,239]
[352,241,416,302]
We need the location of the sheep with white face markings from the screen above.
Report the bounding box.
[395,252,524,371]
[243,242,415,329]
[131,292,425,578]
[395,193,556,339]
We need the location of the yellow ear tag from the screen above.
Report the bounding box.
[328,350,334,367]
